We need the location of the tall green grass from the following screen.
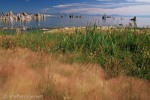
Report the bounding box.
[0,26,150,81]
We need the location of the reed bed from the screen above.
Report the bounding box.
[0,25,150,81]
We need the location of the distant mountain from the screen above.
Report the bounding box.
[11,11,150,18]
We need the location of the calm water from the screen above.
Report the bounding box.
[0,16,150,29]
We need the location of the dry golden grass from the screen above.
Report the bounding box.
[0,48,149,100]
[43,27,87,35]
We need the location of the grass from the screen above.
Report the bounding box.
[0,48,149,100]
[0,25,150,82]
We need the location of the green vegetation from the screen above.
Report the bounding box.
[0,26,150,81]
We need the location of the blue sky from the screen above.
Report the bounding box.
[0,0,150,16]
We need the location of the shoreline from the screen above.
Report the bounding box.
[0,26,149,32]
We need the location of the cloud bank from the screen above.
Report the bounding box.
[60,5,150,15]
[127,0,150,2]
[40,0,150,16]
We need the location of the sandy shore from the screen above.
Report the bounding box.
[0,26,150,34]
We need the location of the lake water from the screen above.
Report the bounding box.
[0,16,150,29]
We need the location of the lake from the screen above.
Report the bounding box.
[0,16,150,29]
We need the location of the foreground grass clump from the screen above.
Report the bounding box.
[0,26,150,81]
[0,48,150,100]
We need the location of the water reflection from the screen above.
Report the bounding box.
[1,16,150,29]
[0,18,46,30]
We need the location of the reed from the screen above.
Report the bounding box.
[0,25,150,81]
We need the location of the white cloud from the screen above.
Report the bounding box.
[53,3,87,8]
[53,4,72,8]
[61,5,150,15]
[53,1,150,15]
[53,2,137,9]
[127,0,150,2]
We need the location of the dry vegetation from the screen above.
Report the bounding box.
[0,48,149,100]
[0,25,150,100]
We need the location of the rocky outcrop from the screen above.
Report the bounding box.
[32,13,45,19]
[0,11,46,29]
[69,15,82,18]
[102,14,107,20]
[0,11,5,19]
[130,16,136,21]
[0,11,45,21]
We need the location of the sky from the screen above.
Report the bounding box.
[0,0,150,16]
